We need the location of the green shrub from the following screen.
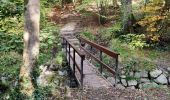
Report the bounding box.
[120,34,149,49]
[0,32,23,53]
[0,52,21,78]
[0,52,22,99]
[81,31,95,40]
[40,23,60,53]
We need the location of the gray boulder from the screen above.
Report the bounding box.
[127,80,137,86]
[140,78,150,83]
[154,74,168,84]
[150,69,162,78]
[121,79,127,86]
[140,71,148,78]
[140,82,159,88]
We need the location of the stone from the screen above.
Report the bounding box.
[115,84,125,89]
[1,77,6,84]
[107,77,116,85]
[140,71,148,78]
[58,70,67,76]
[129,72,134,76]
[167,67,170,72]
[150,69,162,78]
[142,82,159,88]
[37,76,48,86]
[37,68,56,86]
[127,80,137,86]
[121,79,127,86]
[42,66,48,72]
[120,75,126,79]
[39,65,45,71]
[45,70,55,75]
[121,71,125,74]
[140,78,150,83]
[49,64,59,71]
[168,77,170,84]
[134,72,141,78]
[139,84,142,89]
[154,74,168,84]
[127,86,135,89]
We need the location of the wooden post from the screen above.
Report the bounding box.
[68,44,71,66]
[80,56,84,86]
[115,56,118,86]
[73,49,76,75]
[66,41,67,58]
[100,50,103,73]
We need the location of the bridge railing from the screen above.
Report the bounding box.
[62,36,85,86]
[79,36,119,83]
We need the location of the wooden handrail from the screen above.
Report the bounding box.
[63,36,85,58]
[81,46,115,74]
[79,37,119,58]
[62,36,85,86]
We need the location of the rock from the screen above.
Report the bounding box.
[120,75,126,79]
[167,67,170,72]
[39,65,45,71]
[154,74,168,84]
[127,80,137,86]
[45,70,55,76]
[37,69,56,86]
[134,72,140,78]
[107,77,116,85]
[127,86,135,89]
[140,78,150,83]
[58,70,67,76]
[129,72,134,76]
[142,82,159,88]
[150,69,162,78]
[168,77,170,84]
[37,76,48,86]
[139,84,142,89]
[1,77,6,84]
[121,71,125,74]
[49,64,59,71]
[140,71,148,78]
[115,84,125,89]
[40,65,48,72]
[121,79,127,86]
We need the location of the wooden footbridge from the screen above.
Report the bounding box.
[60,21,119,88]
[61,35,119,88]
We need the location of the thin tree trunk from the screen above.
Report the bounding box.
[19,0,40,97]
[164,0,170,11]
[121,0,134,33]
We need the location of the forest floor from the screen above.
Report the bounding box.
[49,4,170,100]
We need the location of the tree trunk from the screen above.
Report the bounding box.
[19,0,40,97]
[164,0,170,11]
[121,0,134,33]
